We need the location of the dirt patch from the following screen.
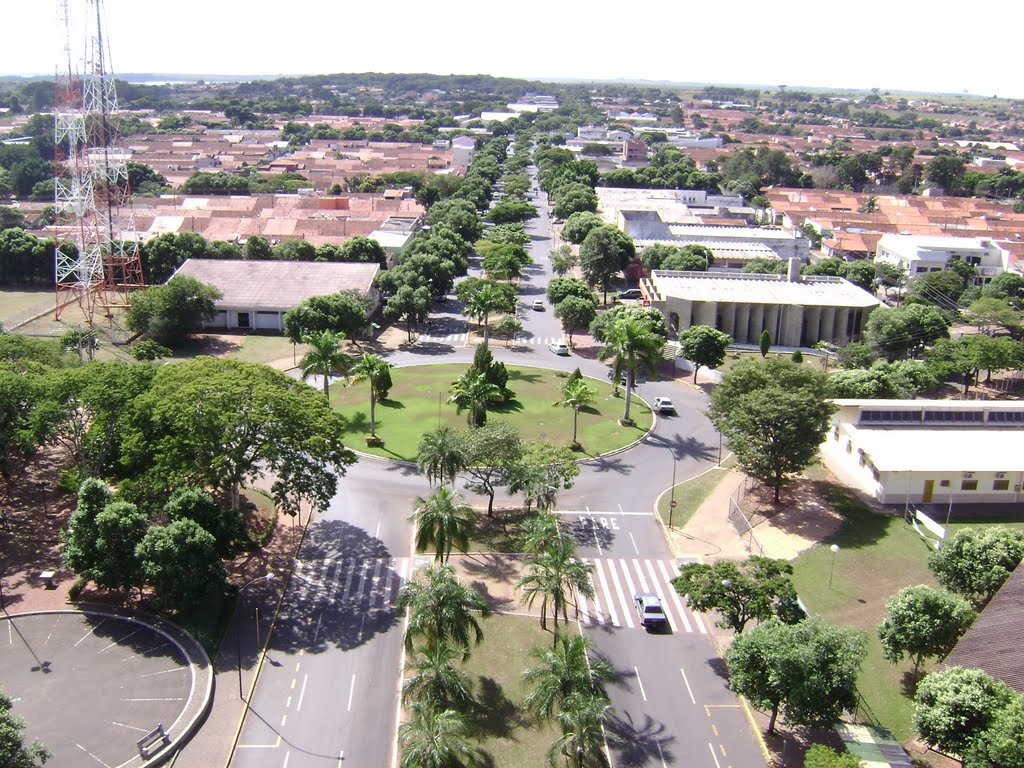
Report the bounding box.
[738,477,846,561]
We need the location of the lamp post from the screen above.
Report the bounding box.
[829,544,840,590]
[668,450,678,528]
[236,573,275,700]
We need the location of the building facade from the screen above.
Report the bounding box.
[875,234,1009,285]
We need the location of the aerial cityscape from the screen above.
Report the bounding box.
[1,2,1023,768]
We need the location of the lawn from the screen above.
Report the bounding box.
[0,288,60,327]
[332,364,652,461]
[656,456,737,530]
[790,483,941,742]
[226,334,307,366]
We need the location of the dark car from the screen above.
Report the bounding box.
[617,288,643,300]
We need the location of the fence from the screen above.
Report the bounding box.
[727,475,764,556]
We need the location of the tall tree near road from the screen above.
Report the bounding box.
[678,325,733,383]
[398,704,478,768]
[125,274,221,346]
[579,225,635,306]
[457,279,516,345]
[396,564,490,659]
[349,352,394,439]
[457,422,523,518]
[417,426,467,488]
[449,372,503,428]
[522,632,614,721]
[557,377,596,446]
[549,694,614,768]
[401,640,475,710]
[299,329,352,398]
[410,487,476,564]
[554,296,597,345]
[136,519,226,611]
[759,329,771,358]
[517,536,595,635]
[597,315,664,423]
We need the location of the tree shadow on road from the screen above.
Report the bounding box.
[605,711,675,767]
[643,433,717,463]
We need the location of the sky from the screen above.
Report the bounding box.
[3,0,1022,99]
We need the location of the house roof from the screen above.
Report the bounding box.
[649,271,882,309]
[945,564,1024,694]
[840,425,1024,473]
[173,259,378,311]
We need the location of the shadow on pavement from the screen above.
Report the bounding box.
[560,516,616,550]
[606,711,675,767]
[644,433,717,463]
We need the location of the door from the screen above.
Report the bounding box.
[236,312,250,329]
[923,479,934,503]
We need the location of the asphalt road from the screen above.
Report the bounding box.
[229,167,764,767]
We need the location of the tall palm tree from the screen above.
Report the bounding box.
[397,564,490,659]
[299,329,352,398]
[462,281,514,347]
[518,510,560,557]
[517,536,595,635]
[557,378,596,445]
[523,632,615,722]
[417,426,466,487]
[349,352,393,438]
[410,487,476,564]
[399,703,478,768]
[548,693,613,768]
[597,317,664,423]
[448,372,503,428]
[401,640,475,710]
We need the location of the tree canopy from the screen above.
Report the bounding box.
[125,275,222,346]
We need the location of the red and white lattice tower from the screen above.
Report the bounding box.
[54,0,144,324]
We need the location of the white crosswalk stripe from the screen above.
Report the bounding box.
[578,558,701,633]
[290,557,408,612]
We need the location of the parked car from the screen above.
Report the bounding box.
[608,369,646,387]
[634,593,668,630]
[548,341,569,356]
[617,288,642,300]
[652,397,675,414]
[532,299,545,311]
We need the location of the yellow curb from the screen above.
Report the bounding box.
[739,694,776,766]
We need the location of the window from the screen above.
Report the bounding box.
[940,480,950,487]
[961,480,978,491]
[994,480,1010,491]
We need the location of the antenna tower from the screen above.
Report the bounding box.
[54,0,144,325]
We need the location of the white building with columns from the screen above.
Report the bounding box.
[642,260,882,347]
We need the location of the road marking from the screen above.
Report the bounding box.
[358,613,367,642]
[76,743,112,767]
[354,560,371,604]
[607,561,634,628]
[123,697,184,702]
[290,678,295,689]
[709,743,723,768]
[280,714,287,727]
[139,667,184,678]
[619,559,639,614]
[295,662,301,672]
[44,615,61,646]
[658,560,692,633]
[631,560,650,593]
[680,668,696,704]
[341,560,357,602]
[656,740,669,768]
[629,532,639,555]
[296,673,308,711]
[555,510,654,517]
[634,666,647,701]
[282,751,291,768]
[720,744,728,757]
[111,721,149,733]
[286,696,292,709]
[591,518,603,556]
[236,736,282,748]
[375,520,381,539]
[347,674,356,711]
[75,618,107,647]
[313,611,323,643]
[712,724,719,737]
[99,628,142,652]
[587,570,606,625]
[337,752,344,766]
[370,558,384,608]
[593,560,618,626]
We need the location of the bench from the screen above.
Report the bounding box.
[137,724,169,759]
[38,571,56,589]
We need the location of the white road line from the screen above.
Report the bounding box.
[693,609,708,634]
[628,532,639,555]
[75,618,107,647]
[593,560,619,626]
[236,736,282,749]
[340,560,358,602]
[555,510,654,517]
[618,558,639,609]
[44,615,60,646]
[123,697,184,702]
[680,668,696,704]
[382,564,398,609]
[139,667,185,678]
[658,560,692,633]
[327,560,344,601]
[587,571,605,625]
[634,666,647,701]
[631,560,650,593]
[347,674,356,711]
[354,560,371,604]
[644,560,677,633]
[577,588,592,625]
[99,628,142,653]
[280,713,287,727]
[606,561,634,628]
[374,520,381,539]
[708,742,722,768]
[76,743,112,767]
[282,751,291,768]
[337,752,344,766]
[296,673,309,712]
[370,558,384,608]
[591,518,603,556]
[313,611,323,644]
[111,721,149,733]
[656,740,668,768]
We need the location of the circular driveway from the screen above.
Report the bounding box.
[1,609,212,767]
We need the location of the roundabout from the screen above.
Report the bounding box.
[1,609,212,767]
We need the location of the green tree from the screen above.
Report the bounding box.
[554,296,597,345]
[523,632,614,721]
[339,235,387,265]
[518,510,560,557]
[927,527,1024,604]
[726,616,867,734]
[448,372,503,428]
[399,704,478,768]
[164,486,243,559]
[866,304,949,361]
[674,557,803,633]
[965,694,1024,768]
[283,292,369,343]
[598,315,665,422]
[708,358,835,503]
[299,330,353,398]
[121,358,356,514]
[397,564,490,659]
[130,339,172,362]
[678,325,733,383]
[457,422,523,518]
[349,353,394,439]
[560,212,603,244]
[384,285,432,341]
[803,745,862,768]
[546,277,594,307]
[759,329,771,358]
[457,279,516,345]
[89,501,149,593]
[401,641,474,710]
[549,694,613,768]
[579,225,634,305]
[61,478,112,578]
[417,426,467,488]
[557,378,596,446]
[517,536,595,634]
[492,315,523,344]
[0,690,50,768]
[136,519,226,611]
[0,369,38,488]
[914,667,1014,757]
[125,275,222,346]
[588,303,669,344]
[507,440,579,513]
[550,245,577,276]
[877,585,976,681]
[411,487,476,563]
[552,183,598,220]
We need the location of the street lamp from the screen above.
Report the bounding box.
[236,573,275,700]
[668,450,678,528]
[829,544,840,590]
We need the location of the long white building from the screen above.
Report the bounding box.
[875,234,1009,285]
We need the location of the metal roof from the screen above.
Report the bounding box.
[650,271,882,308]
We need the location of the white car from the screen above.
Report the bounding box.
[652,397,675,414]
[548,341,569,356]
[532,299,545,311]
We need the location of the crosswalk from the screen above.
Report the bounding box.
[415,333,569,348]
[577,558,707,634]
[289,557,410,612]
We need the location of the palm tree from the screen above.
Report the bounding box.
[410,487,476,563]
[349,352,393,438]
[448,372,503,428]
[548,693,613,768]
[399,703,478,768]
[517,536,595,634]
[557,378,596,445]
[523,632,615,722]
[597,317,664,423]
[397,564,490,659]
[401,640,475,710]
[462,281,513,347]
[417,426,466,487]
[299,329,353,398]
[518,510,560,557]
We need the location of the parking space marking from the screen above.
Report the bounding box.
[680,668,696,704]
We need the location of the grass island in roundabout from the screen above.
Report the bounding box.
[330,363,653,461]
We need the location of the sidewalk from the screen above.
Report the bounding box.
[661,467,751,563]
